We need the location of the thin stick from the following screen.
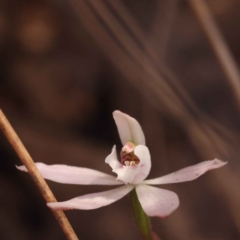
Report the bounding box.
[0,109,79,240]
[189,0,240,107]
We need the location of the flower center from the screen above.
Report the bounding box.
[121,142,140,166]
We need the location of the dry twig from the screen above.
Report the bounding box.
[0,109,78,240]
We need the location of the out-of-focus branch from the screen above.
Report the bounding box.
[84,0,237,152]
[66,0,240,158]
[105,0,191,110]
[66,0,240,234]
[189,0,240,108]
[0,109,78,240]
[105,0,237,147]
[145,0,178,58]
[88,0,189,114]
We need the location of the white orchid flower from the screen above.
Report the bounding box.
[18,110,227,218]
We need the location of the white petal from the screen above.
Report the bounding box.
[144,159,227,185]
[17,163,122,185]
[136,185,179,218]
[131,145,151,184]
[113,110,145,145]
[105,145,136,184]
[113,166,138,184]
[47,185,134,210]
[105,145,122,170]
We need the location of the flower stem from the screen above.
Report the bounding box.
[131,188,153,240]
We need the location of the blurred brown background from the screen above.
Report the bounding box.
[1,0,240,239]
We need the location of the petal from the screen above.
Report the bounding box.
[144,159,227,185]
[113,110,145,145]
[136,185,179,218]
[47,185,134,210]
[113,166,138,184]
[105,145,138,184]
[17,163,122,185]
[105,145,122,170]
[131,145,151,184]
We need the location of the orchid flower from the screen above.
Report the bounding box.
[17,110,226,218]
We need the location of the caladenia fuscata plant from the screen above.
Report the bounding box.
[18,110,227,239]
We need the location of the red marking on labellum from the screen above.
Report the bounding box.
[121,142,140,166]
[121,151,140,166]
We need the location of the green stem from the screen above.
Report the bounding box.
[131,188,153,240]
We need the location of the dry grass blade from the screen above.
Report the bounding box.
[144,0,179,58]
[0,109,78,240]
[112,0,238,136]
[189,0,240,108]
[101,0,238,147]
[86,0,238,152]
[86,0,189,115]
[105,0,197,111]
[66,0,240,234]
